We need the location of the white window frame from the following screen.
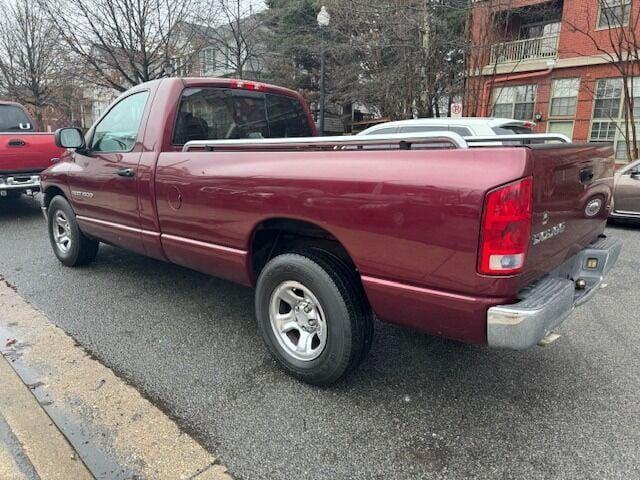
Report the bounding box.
[549,78,580,118]
[170,57,189,76]
[491,84,538,121]
[597,0,632,29]
[547,120,575,139]
[589,77,640,161]
[199,47,216,76]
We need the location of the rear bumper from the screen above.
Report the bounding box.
[487,235,622,349]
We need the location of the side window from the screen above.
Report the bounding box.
[0,105,34,132]
[401,126,448,133]
[448,126,472,136]
[91,92,149,152]
[365,127,398,135]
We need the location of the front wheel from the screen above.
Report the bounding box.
[47,195,99,267]
[255,250,373,386]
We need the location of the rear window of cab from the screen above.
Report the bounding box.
[172,87,313,145]
[0,105,34,132]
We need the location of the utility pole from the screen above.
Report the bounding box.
[317,6,330,136]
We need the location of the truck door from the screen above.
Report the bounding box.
[68,90,150,254]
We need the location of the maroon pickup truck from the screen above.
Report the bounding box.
[0,101,63,199]
[41,78,622,385]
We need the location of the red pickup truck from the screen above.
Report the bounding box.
[41,78,622,385]
[0,101,64,199]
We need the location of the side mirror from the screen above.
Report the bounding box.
[55,128,85,150]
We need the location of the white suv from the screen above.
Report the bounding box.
[358,118,536,137]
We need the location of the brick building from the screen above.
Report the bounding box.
[468,0,639,162]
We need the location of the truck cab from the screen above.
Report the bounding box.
[0,102,63,199]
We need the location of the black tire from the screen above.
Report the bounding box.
[255,249,374,386]
[47,195,99,267]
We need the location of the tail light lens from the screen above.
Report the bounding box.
[478,177,533,276]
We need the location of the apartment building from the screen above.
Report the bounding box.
[468,0,639,162]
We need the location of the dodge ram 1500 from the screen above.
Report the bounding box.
[41,78,621,385]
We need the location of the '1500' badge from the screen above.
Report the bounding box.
[532,222,566,246]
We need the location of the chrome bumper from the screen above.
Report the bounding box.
[487,236,622,349]
[0,175,41,193]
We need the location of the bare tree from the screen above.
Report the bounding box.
[0,0,64,124]
[207,0,268,79]
[324,0,468,120]
[464,0,511,117]
[566,1,640,161]
[38,0,213,92]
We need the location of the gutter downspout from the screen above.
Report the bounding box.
[482,66,554,117]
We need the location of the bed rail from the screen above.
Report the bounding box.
[182,132,572,153]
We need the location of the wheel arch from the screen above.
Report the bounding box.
[248,217,360,284]
[42,185,68,208]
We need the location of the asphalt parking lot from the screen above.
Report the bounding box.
[1,195,639,480]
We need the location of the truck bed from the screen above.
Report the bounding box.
[151,140,614,343]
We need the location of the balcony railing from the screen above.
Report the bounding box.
[489,35,559,65]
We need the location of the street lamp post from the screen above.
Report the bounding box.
[317,6,330,136]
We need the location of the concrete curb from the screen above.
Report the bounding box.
[0,280,232,480]
[0,355,93,479]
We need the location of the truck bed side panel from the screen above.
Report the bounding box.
[153,148,531,342]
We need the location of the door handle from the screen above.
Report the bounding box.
[117,168,135,178]
[8,139,26,147]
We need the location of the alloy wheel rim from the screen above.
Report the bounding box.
[52,211,72,253]
[269,281,328,362]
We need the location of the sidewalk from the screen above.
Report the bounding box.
[0,355,92,479]
[0,280,232,480]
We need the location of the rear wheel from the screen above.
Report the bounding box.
[255,249,373,386]
[47,196,99,267]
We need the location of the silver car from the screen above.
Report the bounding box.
[611,159,640,221]
[357,118,536,137]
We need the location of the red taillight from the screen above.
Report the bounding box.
[478,177,533,276]
[230,79,264,91]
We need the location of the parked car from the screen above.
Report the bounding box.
[611,159,640,221]
[0,101,64,200]
[41,78,621,386]
[358,117,537,137]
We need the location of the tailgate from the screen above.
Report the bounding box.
[0,133,61,173]
[522,143,615,284]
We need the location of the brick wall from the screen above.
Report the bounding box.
[469,0,639,161]
[495,64,622,142]
[559,0,640,59]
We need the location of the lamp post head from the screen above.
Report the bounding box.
[317,6,330,27]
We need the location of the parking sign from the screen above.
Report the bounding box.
[451,103,463,118]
